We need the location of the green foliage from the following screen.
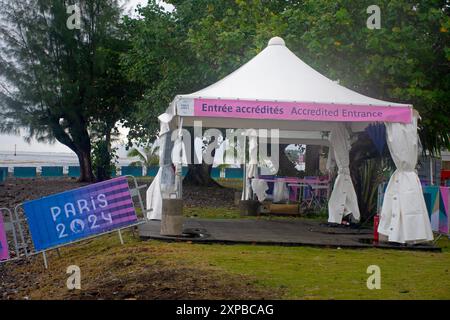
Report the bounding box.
[127,144,159,167]
[120,0,204,145]
[350,132,394,220]
[0,0,137,181]
[91,139,118,181]
[120,1,287,144]
[354,158,384,219]
[282,0,449,154]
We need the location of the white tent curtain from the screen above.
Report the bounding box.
[273,179,289,203]
[146,114,176,220]
[328,125,360,223]
[326,146,336,173]
[247,132,258,178]
[172,118,185,199]
[146,168,163,220]
[378,113,433,243]
[242,132,259,200]
[247,133,271,202]
[251,179,269,201]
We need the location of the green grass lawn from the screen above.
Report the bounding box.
[185,206,242,219]
[179,207,450,299]
[186,239,450,299]
[184,205,329,221]
[142,234,450,300]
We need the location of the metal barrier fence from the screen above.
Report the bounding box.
[0,176,149,269]
[0,207,27,263]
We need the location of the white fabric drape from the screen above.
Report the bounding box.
[244,164,259,200]
[146,168,163,220]
[146,114,175,220]
[251,178,269,201]
[172,119,185,199]
[243,133,259,200]
[328,125,360,223]
[378,114,433,243]
[273,179,289,203]
[326,146,336,173]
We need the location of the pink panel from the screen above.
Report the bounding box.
[0,212,9,261]
[194,99,412,123]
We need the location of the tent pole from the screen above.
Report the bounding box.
[242,135,247,200]
[177,117,184,199]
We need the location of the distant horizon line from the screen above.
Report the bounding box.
[0,149,76,155]
[0,149,136,159]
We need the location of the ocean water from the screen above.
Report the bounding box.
[0,150,134,171]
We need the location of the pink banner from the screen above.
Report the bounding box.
[194,99,412,123]
[0,211,9,261]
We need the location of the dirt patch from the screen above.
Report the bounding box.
[183,185,237,210]
[68,266,274,300]
[0,178,237,212]
[0,240,280,300]
[0,178,89,209]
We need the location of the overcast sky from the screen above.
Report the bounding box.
[0,0,173,153]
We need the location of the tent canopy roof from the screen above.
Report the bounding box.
[162,37,412,132]
[175,37,409,108]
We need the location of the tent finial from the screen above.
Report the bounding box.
[268,36,285,47]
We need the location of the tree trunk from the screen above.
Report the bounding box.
[99,128,113,181]
[277,144,298,177]
[183,132,221,187]
[77,149,95,182]
[71,116,95,182]
[184,162,220,187]
[48,113,95,182]
[304,145,321,176]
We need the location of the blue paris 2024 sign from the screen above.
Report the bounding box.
[23,177,137,251]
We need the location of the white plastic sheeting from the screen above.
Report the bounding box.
[378,114,433,243]
[251,179,269,202]
[146,113,176,220]
[146,168,163,220]
[247,132,258,178]
[326,146,336,173]
[172,119,185,199]
[242,132,258,200]
[273,180,290,203]
[327,125,360,223]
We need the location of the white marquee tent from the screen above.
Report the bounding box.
[147,37,433,244]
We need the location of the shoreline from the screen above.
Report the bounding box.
[0,150,134,168]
